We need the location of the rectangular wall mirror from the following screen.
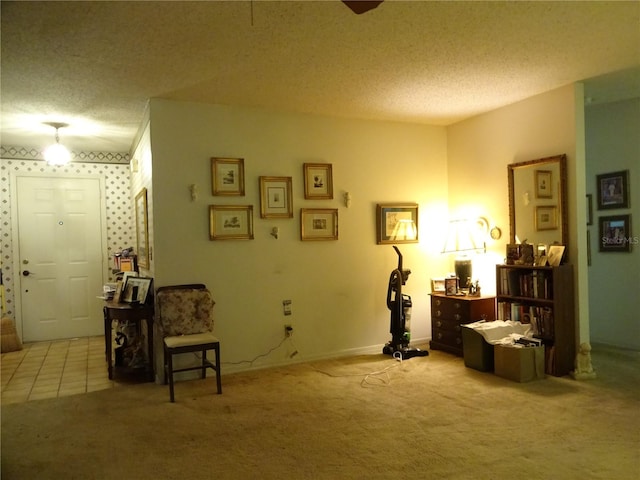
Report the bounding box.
[508,154,568,248]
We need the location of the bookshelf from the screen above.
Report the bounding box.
[496,263,576,377]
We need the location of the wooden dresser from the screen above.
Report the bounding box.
[429,293,496,356]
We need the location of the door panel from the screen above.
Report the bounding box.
[17,176,104,341]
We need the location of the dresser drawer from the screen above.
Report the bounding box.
[432,328,463,349]
[432,316,462,333]
[430,294,496,356]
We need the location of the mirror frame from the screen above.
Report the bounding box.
[508,154,568,247]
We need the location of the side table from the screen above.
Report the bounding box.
[103,301,154,382]
[429,293,496,356]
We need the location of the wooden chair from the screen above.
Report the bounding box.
[156,284,221,402]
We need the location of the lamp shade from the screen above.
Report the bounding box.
[43,142,71,166]
[43,122,71,166]
[442,219,486,290]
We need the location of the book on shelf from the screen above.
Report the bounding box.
[498,267,553,299]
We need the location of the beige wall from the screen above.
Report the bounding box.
[446,84,588,346]
[147,99,450,372]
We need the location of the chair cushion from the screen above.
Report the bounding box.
[157,288,215,336]
[164,332,219,349]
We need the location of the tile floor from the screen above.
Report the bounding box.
[1,336,115,405]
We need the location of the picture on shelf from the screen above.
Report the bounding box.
[444,277,457,296]
[547,245,565,266]
[122,277,153,304]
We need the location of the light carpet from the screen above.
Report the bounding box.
[1,345,638,479]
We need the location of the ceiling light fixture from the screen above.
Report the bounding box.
[43,122,71,166]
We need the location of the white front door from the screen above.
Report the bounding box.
[16,176,105,341]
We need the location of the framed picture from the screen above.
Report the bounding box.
[598,214,632,252]
[597,170,629,210]
[587,230,592,266]
[444,277,458,296]
[535,170,553,198]
[303,163,333,199]
[122,276,153,304]
[135,188,150,269]
[547,245,566,266]
[259,176,293,218]
[209,205,254,240]
[431,278,445,293]
[119,257,137,272]
[300,208,338,241]
[211,157,245,196]
[535,205,558,231]
[376,203,418,244]
[586,194,593,226]
[112,280,124,303]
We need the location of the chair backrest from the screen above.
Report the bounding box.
[156,284,215,337]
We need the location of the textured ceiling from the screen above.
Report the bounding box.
[1,0,639,154]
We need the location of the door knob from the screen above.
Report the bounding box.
[22,270,33,276]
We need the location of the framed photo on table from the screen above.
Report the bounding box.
[597,170,629,210]
[303,163,333,199]
[259,176,293,218]
[211,157,245,196]
[122,277,153,304]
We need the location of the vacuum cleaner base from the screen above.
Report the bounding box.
[383,343,429,359]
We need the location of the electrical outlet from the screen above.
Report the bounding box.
[284,324,293,337]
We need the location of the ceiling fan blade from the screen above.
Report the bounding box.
[342,1,384,15]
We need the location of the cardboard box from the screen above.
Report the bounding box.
[462,326,494,372]
[494,344,546,382]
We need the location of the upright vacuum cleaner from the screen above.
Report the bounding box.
[382,246,429,359]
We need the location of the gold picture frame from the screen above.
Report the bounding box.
[376,203,419,244]
[303,163,333,199]
[535,205,558,231]
[209,205,254,240]
[211,157,245,196]
[135,188,150,269]
[431,278,445,293]
[300,208,338,241]
[259,176,293,218]
[535,169,553,198]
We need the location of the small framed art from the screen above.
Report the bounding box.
[535,205,558,231]
[598,214,632,252]
[535,170,553,199]
[211,157,245,196]
[209,205,254,240]
[547,245,566,266]
[303,163,333,199]
[596,170,629,210]
[376,203,419,245]
[431,278,445,293]
[300,208,338,241]
[122,276,153,304]
[259,176,293,218]
[112,280,124,303]
[444,277,458,296]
